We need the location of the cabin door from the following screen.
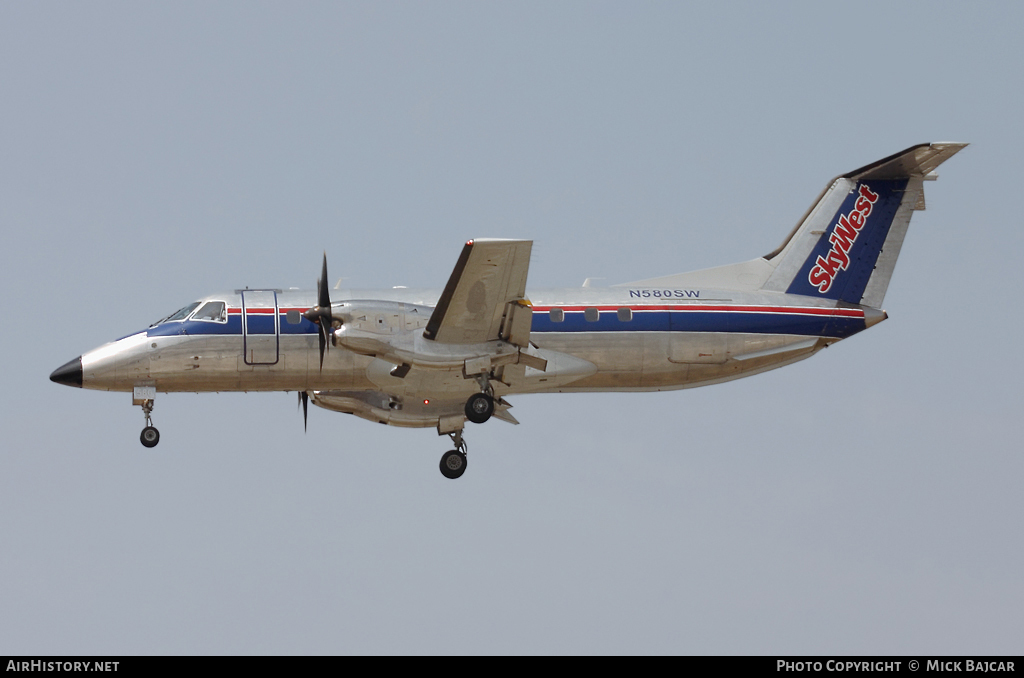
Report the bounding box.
[241,290,280,365]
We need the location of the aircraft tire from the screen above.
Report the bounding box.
[464,393,494,424]
[140,426,160,448]
[440,450,467,479]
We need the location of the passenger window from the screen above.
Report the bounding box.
[584,307,599,322]
[193,301,227,322]
[549,308,564,322]
[617,307,632,322]
[286,310,302,325]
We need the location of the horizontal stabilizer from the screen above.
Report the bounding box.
[843,142,968,181]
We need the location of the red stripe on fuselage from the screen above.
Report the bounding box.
[531,305,864,317]
[227,307,308,315]
[225,305,862,318]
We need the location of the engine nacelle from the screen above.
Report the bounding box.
[330,300,545,373]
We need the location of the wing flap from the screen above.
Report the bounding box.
[424,239,533,344]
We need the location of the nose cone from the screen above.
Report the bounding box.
[50,356,83,387]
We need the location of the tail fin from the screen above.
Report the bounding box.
[762,142,967,307]
[615,143,967,304]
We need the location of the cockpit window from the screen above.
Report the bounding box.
[152,302,201,326]
[167,302,201,322]
[193,301,227,323]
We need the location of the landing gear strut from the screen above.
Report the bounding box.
[139,399,160,448]
[439,430,468,479]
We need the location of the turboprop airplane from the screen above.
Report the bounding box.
[50,142,966,479]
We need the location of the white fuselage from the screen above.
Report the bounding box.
[73,285,877,429]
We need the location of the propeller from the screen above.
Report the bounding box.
[298,391,309,431]
[303,252,334,370]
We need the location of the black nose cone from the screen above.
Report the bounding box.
[50,356,83,387]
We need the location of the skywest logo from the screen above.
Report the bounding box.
[808,184,879,293]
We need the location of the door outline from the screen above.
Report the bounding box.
[241,289,280,365]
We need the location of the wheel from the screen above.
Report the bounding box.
[464,392,494,424]
[140,426,160,448]
[439,450,467,479]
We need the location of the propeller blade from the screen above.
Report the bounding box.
[319,253,331,310]
[303,252,335,372]
[319,254,334,363]
[299,391,309,432]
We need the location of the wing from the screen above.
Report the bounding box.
[423,239,533,345]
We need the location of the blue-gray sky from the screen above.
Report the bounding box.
[2,1,1021,654]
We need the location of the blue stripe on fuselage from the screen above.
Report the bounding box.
[143,309,864,340]
[530,310,865,339]
[147,314,320,337]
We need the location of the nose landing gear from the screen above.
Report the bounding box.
[139,399,160,448]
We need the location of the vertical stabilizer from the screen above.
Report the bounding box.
[762,143,966,307]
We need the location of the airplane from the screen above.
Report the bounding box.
[50,142,966,479]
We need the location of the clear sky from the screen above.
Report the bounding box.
[2,1,1021,654]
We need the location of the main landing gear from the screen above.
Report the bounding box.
[139,399,160,448]
[439,429,468,479]
[446,372,499,477]
[464,392,494,424]
[464,372,495,424]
